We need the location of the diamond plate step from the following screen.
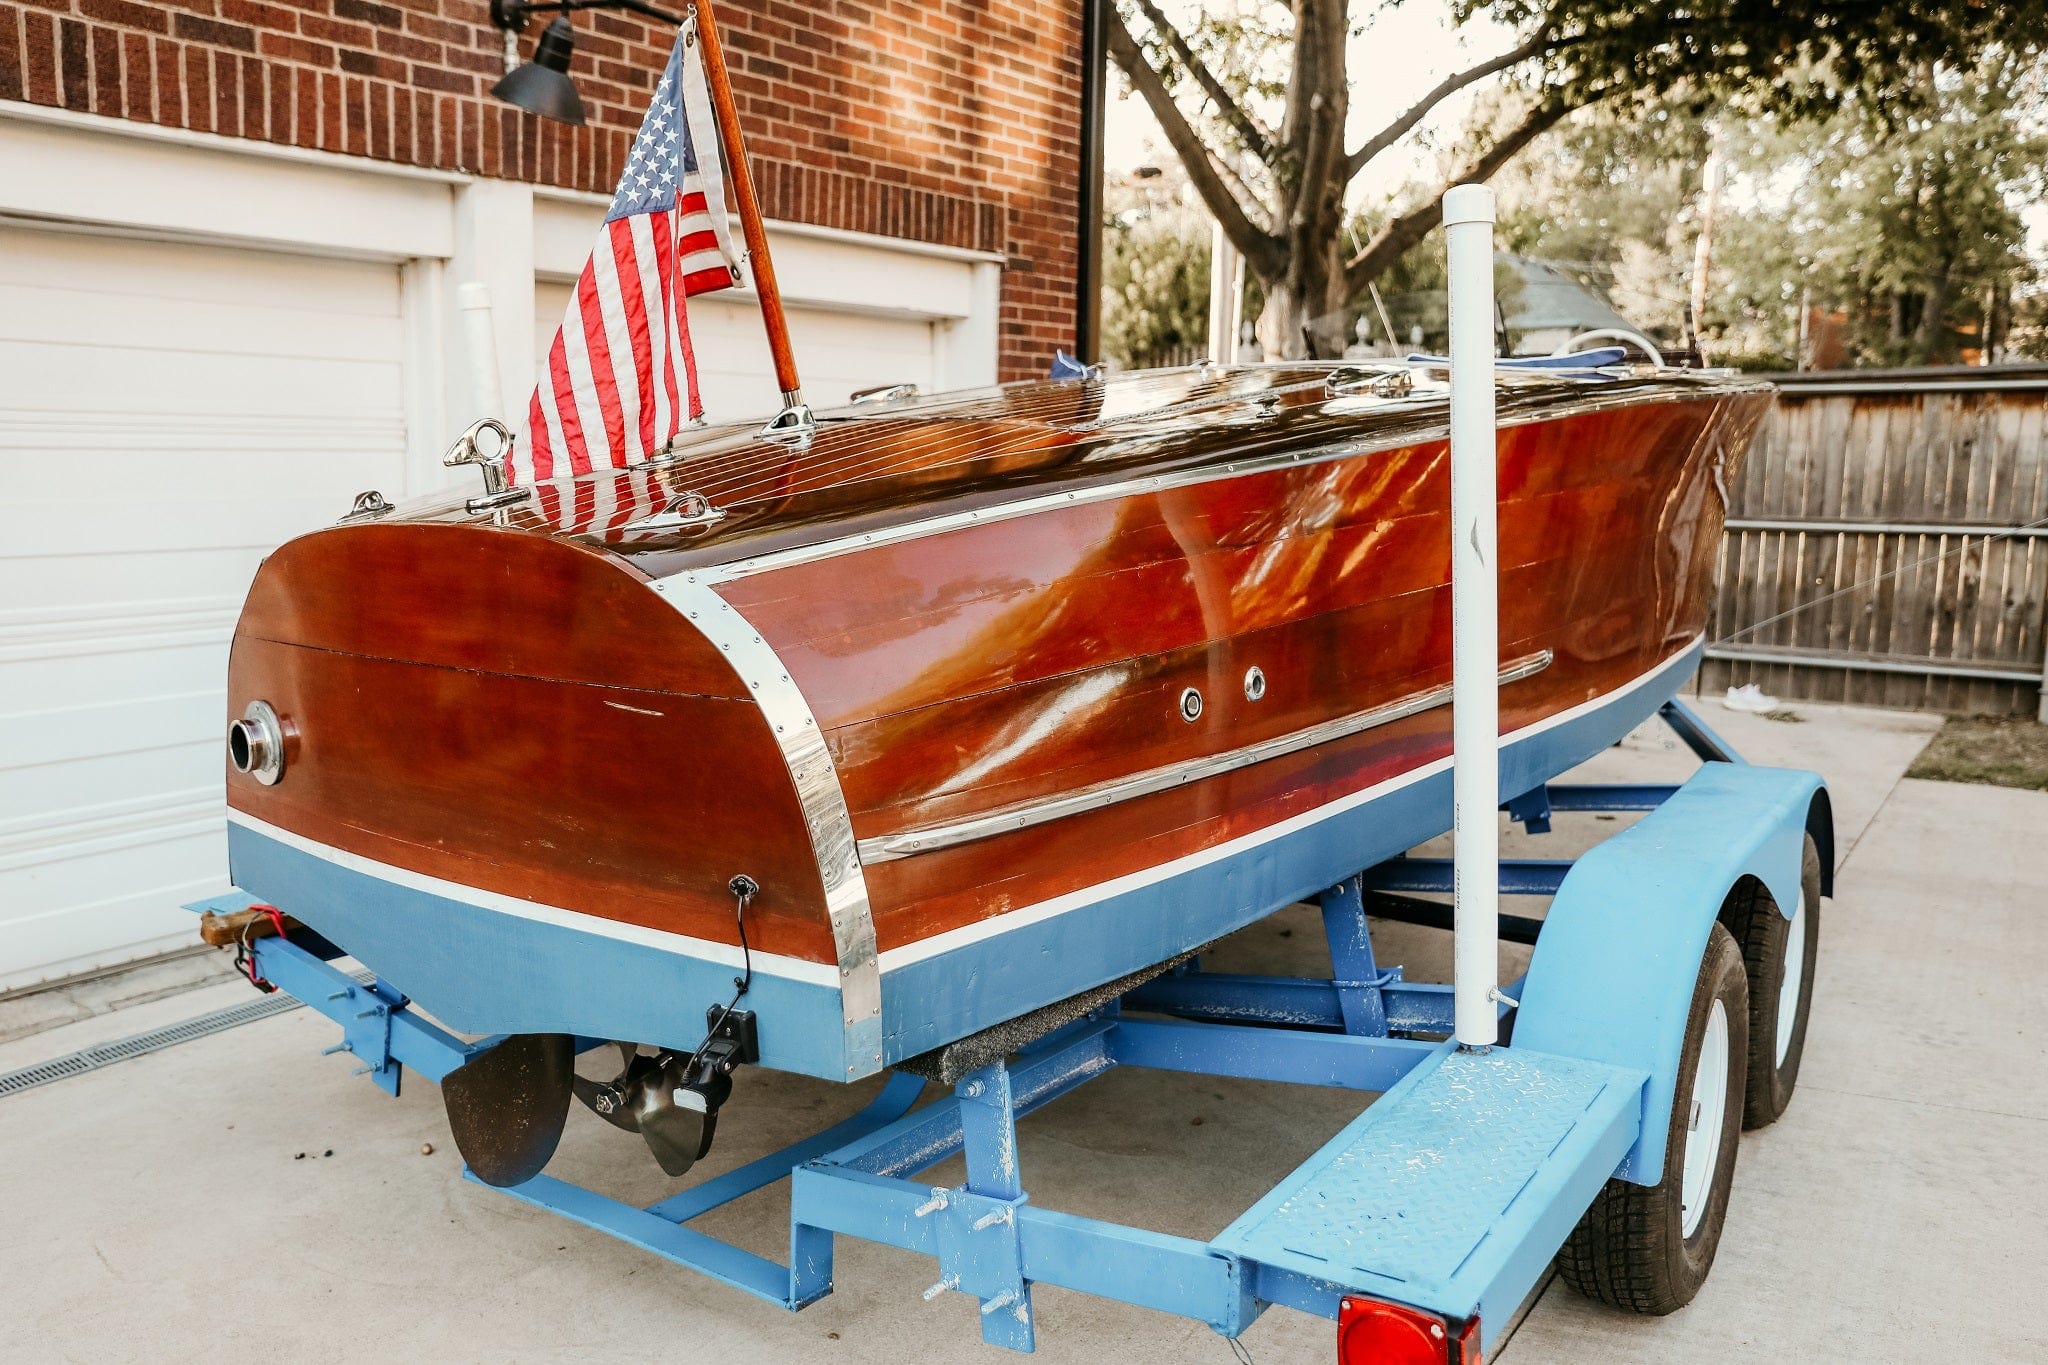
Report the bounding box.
[1216,1045,1646,1316]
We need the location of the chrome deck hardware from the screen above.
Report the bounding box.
[850,382,920,404]
[340,490,394,521]
[1325,366,1414,399]
[630,490,728,531]
[759,392,817,443]
[443,418,530,512]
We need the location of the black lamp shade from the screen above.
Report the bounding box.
[492,15,586,126]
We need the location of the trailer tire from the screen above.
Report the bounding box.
[1557,922,1748,1315]
[1722,834,1822,1129]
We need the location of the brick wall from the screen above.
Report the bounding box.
[0,0,1080,378]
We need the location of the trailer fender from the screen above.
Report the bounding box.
[1511,762,1829,1185]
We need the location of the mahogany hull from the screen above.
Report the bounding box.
[222,365,1771,1079]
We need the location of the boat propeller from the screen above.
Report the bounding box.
[440,877,762,1186]
[438,1021,754,1186]
[570,1037,742,1178]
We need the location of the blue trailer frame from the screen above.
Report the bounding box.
[189,699,1829,1357]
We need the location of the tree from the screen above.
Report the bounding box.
[1109,0,2046,358]
[1802,54,2045,364]
[1494,54,2048,367]
[1100,177,1214,368]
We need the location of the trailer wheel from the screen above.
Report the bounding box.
[1557,922,1748,1315]
[1722,834,1822,1129]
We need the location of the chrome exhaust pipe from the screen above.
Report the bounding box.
[228,701,287,785]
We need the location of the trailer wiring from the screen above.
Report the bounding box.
[680,874,757,1076]
[231,904,288,994]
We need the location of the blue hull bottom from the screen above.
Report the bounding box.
[228,640,1702,1082]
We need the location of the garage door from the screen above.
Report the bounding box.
[534,284,939,419]
[0,225,408,992]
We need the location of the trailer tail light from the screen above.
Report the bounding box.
[1336,1296,1480,1365]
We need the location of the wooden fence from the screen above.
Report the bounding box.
[1699,365,2048,719]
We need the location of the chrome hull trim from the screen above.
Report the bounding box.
[674,379,1770,585]
[647,573,883,1077]
[856,650,1554,864]
[875,637,1703,972]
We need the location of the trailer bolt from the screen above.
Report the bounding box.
[980,1291,1020,1315]
[971,1208,1010,1231]
[912,1190,948,1218]
[922,1275,959,1301]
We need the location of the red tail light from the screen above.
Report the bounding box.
[1336,1296,1481,1365]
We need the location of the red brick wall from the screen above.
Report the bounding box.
[0,0,1080,378]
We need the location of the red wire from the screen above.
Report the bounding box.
[241,904,286,989]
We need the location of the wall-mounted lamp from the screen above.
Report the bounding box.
[488,0,684,127]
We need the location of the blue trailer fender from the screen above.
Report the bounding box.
[1510,762,1831,1185]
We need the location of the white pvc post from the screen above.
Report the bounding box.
[457,281,505,420]
[1208,216,1243,367]
[1444,183,1500,1050]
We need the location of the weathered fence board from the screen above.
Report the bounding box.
[1700,366,2048,718]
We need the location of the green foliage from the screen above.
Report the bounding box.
[1493,52,2048,367]
[1462,0,2045,116]
[1795,55,2045,364]
[1111,0,2047,358]
[1100,181,1213,369]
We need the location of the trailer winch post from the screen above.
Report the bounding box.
[1444,182,1500,1050]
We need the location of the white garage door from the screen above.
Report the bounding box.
[534,284,938,420]
[0,225,408,992]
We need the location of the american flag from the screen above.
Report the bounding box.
[528,465,671,538]
[519,23,741,484]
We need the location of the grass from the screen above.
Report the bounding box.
[1906,714,2048,792]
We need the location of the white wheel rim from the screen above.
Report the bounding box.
[1680,999,1730,1239]
[1776,893,1807,1066]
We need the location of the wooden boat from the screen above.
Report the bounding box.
[222,360,1768,1135]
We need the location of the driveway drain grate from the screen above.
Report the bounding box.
[0,969,374,1100]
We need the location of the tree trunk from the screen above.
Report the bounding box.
[1254,236,1351,359]
[1251,0,1350,360]
[1910,265,1952,364]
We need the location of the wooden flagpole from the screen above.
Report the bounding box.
[689,0,807,422]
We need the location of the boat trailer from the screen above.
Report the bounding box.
[187,696,1828,1360]
[188,187,1829,1359]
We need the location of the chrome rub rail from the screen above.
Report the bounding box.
[857,649,1553,864]
[649,573,884,1078]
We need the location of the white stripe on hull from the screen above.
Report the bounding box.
[229,637,1700,996]
[227,809,842,988]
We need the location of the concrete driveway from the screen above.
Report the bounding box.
[3,698,2041,1363]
